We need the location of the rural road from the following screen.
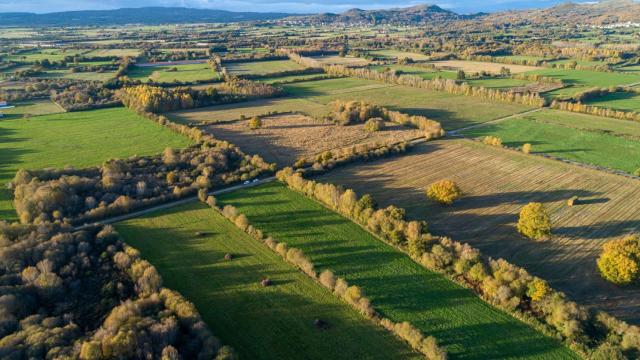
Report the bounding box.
[74,176,276,230]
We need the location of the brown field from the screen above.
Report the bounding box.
[167,98,328,124]
[311,55,371,66]
[430,60,539,74]
[205,113,423,167]
[318,138,640,323]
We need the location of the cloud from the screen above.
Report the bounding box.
[0,0,599,14]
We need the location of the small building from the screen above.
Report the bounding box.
[0,101,7,107]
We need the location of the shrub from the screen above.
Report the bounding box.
[517,202,551,240]
[482,136,503,147]
[248,116,263,130]
[522,143,532,154]
[364,117,385,132]
[426,180,463,205]
[597,236,640,286]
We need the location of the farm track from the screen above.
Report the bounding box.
[318,138,640,323]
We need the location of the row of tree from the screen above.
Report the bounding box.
[0,222,234,359]
[327,99,445,139]
[208,199,447,360]
[275,168,640,359]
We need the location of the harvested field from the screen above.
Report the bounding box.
[318,138,640,323]
[205,113,423,167]
[430,60,539,74]
[0,99,63,119]
[116,203,419,360]
[369,50,430,61]
[310,55,371,66]
[226,60,303,76]
[167,98,328,124]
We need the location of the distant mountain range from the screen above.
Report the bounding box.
[289,4,479,25]
[0,7,291,26]
[0,1,637,27]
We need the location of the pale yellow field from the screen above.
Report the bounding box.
[430,60,539,74]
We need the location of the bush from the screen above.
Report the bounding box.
[522,143,532,154]
[248,116,263,130]
[482,136,502,147]
[364,117,385,132]
[426,180,462,205]
[517,202,551,240]
[597,236,640,286]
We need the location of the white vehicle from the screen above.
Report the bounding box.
[253,179,260,183]
[243,180,250,185]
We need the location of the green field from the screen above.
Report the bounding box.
[128,63,219,83]
[226,60,303,76]
[369,64,458,80]
[494,55,550,63]
[0,107,192,219]
[38,69,118,82]
[461,109,640,173]
[583,91,640,112]
[217,183,577,359]
[0,99,63,119]
[85,48,141,57]
[524,68,640,97]
[282,78,533,130]
[4,49,85,62]
[116,203,420,360]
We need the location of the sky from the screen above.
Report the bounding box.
[0,0,600,15]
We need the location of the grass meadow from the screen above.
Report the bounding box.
[217,182,577,359]
[583,90,640,112]
[461,109,640,174]
[116,203,421,360]
[0,107,192,220]
[128,63,219,83]
[524,68,640,97]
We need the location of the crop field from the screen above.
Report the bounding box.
[258,73,331,84]
[583,90,640,112]
[524,68,640,97]
[282,78,533,130]
[310,55,371,66]
[217,183,576,359]
[494,55,550,63]
[205,113,423,167]
[0,99,64,119]
[0,107,192,220]
[429,60,539,74]
[116,203,419,360]
[226,60,304,76]
[127,63,219,83]
[369,49,430,61]
[318,139,640,322]
[461,109,640,174]
[37,69,118,82]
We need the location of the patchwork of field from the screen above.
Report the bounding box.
[369,49,430,61]
[0,107,192,220]
[37,69,118,82]
[524,68,640,97]
[127,63,219,83]
[3,49,85,62]
[0,99,63,119]
[584,90,640,112]
[430,60,539,74]
[461,109,640,174]
[226,60,304,76]
[205,113,423,167]
[310,55,371,66]
[318,139,640,323]
[116,203,419,360]
[217,183,577,359]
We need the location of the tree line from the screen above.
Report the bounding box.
[0,222,235,359]
[275,168,640,359]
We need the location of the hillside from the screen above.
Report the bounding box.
[0,7,292,26]
[288,4,477,25]
[485,0,640,26]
